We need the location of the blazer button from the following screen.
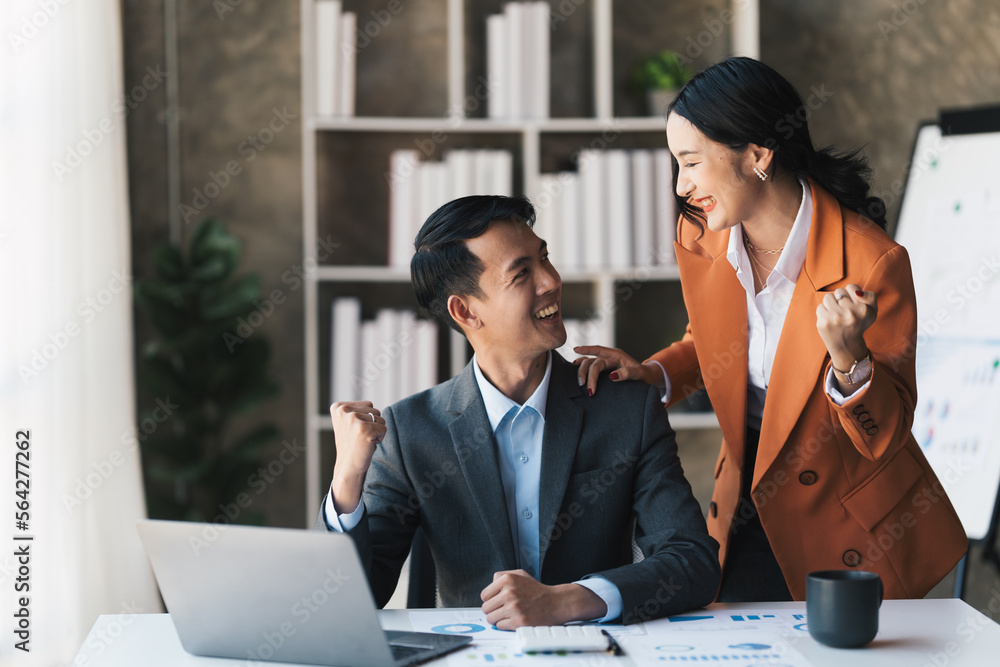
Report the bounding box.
[852,404,866,415]
[709,501,718,518]
[862,419,875,429]
[867,427,879,436]
[843,549,862,567]
[857,412,871,423]
[799,471,818,485]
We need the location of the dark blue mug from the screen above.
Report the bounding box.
[806,570,883,648]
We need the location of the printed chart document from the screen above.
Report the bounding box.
[406,608,812,666]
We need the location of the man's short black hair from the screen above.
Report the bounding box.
[411,194,536,334]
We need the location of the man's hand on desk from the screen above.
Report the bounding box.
[329,401,386,515]
[480,569,607,629]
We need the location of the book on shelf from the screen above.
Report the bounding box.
[330,297,361,404]
[631,150,656,268]
[526,2,550,120]
[606,150,633,269]
[331,300,440,410]
[487,2,550,120]
[654,149,678,265]
[537,148,677,273]
[388,150,420,269]
[338,11,356,117]
[486,13,507,120]
[314,0,355,117]
[389,148,513,269]
[578,149,608,270]
[534,173,563,272]
[560,173,583,271]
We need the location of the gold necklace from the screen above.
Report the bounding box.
[746,246,766,291]
[743,233,785,255]
[743,233,777,291]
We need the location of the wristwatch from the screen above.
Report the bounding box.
[832,353,873,385]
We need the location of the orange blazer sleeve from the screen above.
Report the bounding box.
[826,244,918,462]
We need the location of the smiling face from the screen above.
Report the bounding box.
[460,218,565,363]
[666,111,764,233]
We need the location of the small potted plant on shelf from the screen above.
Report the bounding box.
[633,50,694,116]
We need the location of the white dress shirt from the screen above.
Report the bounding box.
[324,351,623,622]
[652,179,869,419]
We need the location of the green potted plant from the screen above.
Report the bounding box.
[633,50,694,116]
[133,218,281,524]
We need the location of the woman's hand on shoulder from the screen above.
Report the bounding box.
[816,283,878,366]
[572,345,662,397]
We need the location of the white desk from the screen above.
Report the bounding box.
[73,600,1000,666]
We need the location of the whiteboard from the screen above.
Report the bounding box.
[894,116,1000,540]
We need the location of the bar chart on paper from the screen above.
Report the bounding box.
[409,609,811,666]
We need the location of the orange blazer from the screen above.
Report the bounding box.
[647,180,967,600]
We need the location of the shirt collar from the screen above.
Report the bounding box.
[472,352,551,433]
[727,178,813,283]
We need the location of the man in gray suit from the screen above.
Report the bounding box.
[320,195,720,627]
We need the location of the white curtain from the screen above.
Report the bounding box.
[1,1,161,664]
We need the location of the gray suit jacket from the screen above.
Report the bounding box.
[316,353,720,623]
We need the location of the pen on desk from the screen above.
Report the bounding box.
[601,629,624,656]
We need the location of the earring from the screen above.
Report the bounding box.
[753,166,768,181]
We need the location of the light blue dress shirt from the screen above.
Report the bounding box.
[324,351,623,622]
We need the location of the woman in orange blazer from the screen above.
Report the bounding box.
[575,57,966,601]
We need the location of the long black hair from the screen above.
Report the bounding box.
[668,57,886,232]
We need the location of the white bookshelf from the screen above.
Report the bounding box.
[301,0,754,524]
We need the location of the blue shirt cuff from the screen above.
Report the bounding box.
[322,490,365,532]
[576,576,623,623]
[825,366,871,405]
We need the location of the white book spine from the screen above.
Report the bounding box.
[415,319,439,393]
[473,149,492,195]
[654,149,678,265]
[631,150,656,268]
[416,161,436,231]
[424,161,449,221]
[359,320,380,405]
[389,150,421,268]
[375,309,401,407]
[530,2,550,119]
[338,11,356,117]
[593,0,612,118]
[579,150,607,269]
[330,297,361,404]
[486,14,508,120]
[607,150,633,269]
[558,173,582,271]
[397,310,417,400]
[535,174,561,266]
[504,3,524,119]
[446,150,474,200]
[315,0,341,116]
[492,150,513,196]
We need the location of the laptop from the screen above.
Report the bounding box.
[137,519,471,666]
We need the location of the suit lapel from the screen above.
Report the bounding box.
[754,182,846,486]
[675,236,749,469]
[447,361,517,569]
[537,355,584,571]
